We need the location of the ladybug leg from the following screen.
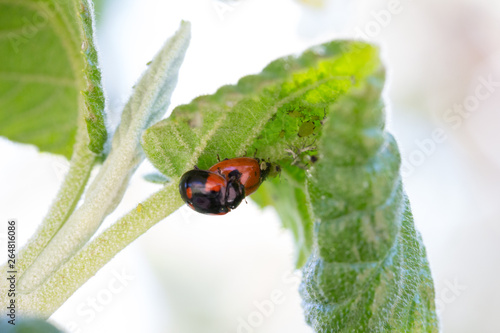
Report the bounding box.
[217,154,221,162]
[193,165,200,170]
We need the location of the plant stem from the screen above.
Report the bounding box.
[18,180,183,318]
[16,21,190,293]
[0,110,96,318]
[4,110,96,278]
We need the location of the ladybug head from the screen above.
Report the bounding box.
[225,180,245,210]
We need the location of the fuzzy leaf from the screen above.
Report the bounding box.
[252,165,314,268]
[142,40,438,331]
[142,42,380,267]
[0,0,107,158]
[16,21,191,294]
[78,0,107,154]
[299,70,438,332]
[142,41,379,177]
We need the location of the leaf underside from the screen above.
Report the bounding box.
[143,40,438,331]
[300,73,438,331]
[142,41,378,176]
[142,41,379,266]
[0,2,438,328]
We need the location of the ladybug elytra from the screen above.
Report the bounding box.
[179,169,245,215]
[209,157,270,196]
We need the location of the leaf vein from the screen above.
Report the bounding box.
[0,72,77,87]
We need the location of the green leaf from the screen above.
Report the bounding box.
[0,1,106,285]
[300,71,438,331]
[142,41,379,178]
[142,42,379,268]
[79,0,107,154]
[0,22,190,317]
[16,21,190,295]
[142,40,437,331]
[0,0,107,158]
[252,165,314,268]
[143,41,378,269]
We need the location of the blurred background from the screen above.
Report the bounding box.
[1,0,499,332]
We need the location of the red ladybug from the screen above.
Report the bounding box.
[209,157,270,196]
[179,169,245,215]
[179,157,273,215]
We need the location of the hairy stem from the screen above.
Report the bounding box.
[3,100,96,280]
[16,21,191,293]
[1,20,191,316]
[18,180,183,318]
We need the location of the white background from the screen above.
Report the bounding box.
[1,0,500,332]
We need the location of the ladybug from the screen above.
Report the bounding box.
[208,157,270,196]
[179,157,274,215]
[179,169,245,215]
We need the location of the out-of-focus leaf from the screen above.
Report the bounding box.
[0,318,63,333]
[297,0,325,8]
[0,0,107,157]
[252,164,313,268]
